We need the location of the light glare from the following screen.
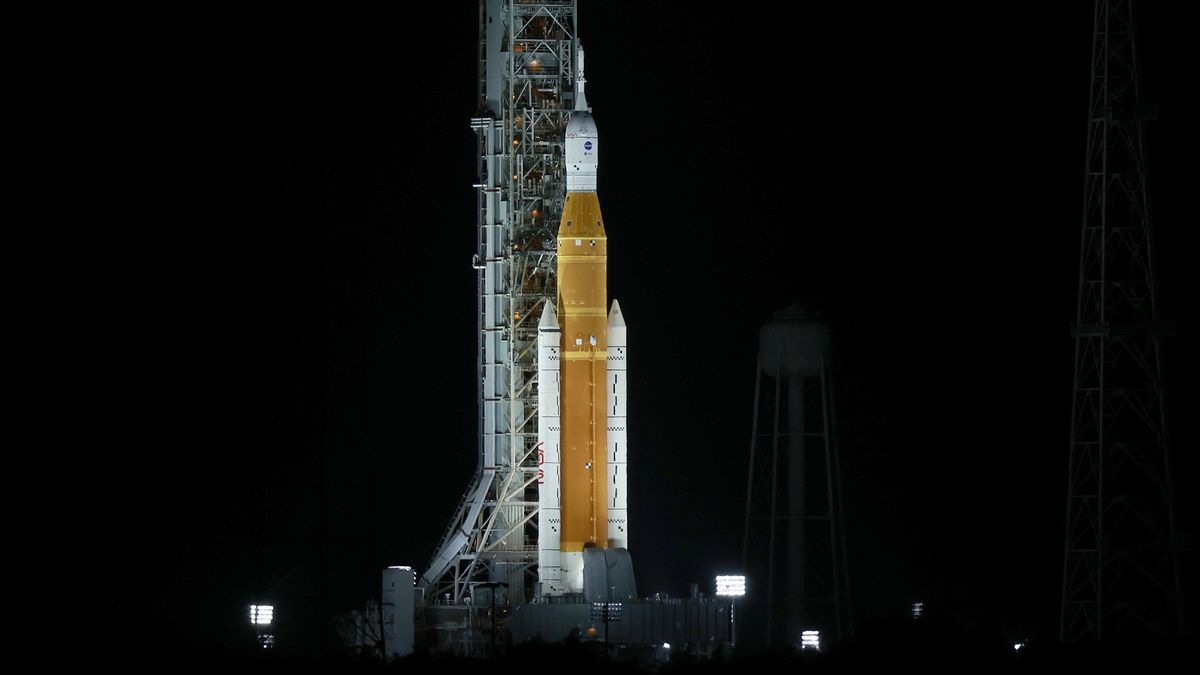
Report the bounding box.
[249,604,274,625]
[715,574,746,597]
[801,629,821,651]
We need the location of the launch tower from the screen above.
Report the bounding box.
[421,0,581,604]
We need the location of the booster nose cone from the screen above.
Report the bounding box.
[539,301,560,330]
[565,112,598,192]
[607,299,625,328]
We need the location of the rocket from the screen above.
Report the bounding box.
[537,45,628,596]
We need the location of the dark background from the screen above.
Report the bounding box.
[82,1,1194,655]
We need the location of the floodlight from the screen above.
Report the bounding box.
[715,575,746,597]
[249,604,274,625]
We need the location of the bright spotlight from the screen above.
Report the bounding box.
[715,575,746,597]
[800,629,821,651]
[590,602,623,622]
[912,601,924,619]
[249,604,274,625]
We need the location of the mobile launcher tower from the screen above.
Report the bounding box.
[417,0,635,646]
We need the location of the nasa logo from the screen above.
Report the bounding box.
[584,141,593,151]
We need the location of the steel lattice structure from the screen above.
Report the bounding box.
[421,0,578,605]
[1060,0,1186,642]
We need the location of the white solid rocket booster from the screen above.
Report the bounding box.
[536,303,567,594]
[607,300,628,549]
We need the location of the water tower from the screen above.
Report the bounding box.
[742,306,851,648]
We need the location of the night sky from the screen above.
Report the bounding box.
[88,1,1195,655]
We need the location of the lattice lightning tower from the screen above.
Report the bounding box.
[1060,0,1186,642]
